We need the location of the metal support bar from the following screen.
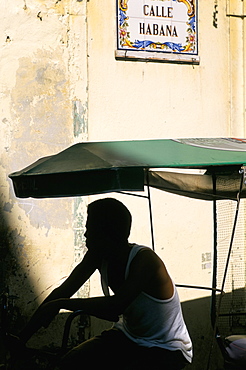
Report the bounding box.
[146,171,155,251]
[61,310,84,352]
[118,172,155,251]
[116,191,148,199]
[176,284,224,293]
[211,173,218,327]
[219,312,246,317]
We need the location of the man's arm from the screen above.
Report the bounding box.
[19,250,99,344]
[33,249,172,324]
[28,296,120,324]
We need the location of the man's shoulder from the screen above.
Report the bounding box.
[131,245,163,268]
[131,244,153,254]
[133,244,158,256]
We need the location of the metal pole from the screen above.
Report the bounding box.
[146,170,155,251]
[211,173,217,327]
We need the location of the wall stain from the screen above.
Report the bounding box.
[34,0,71,16]
[73,100,88,139]
[10,48,73,233]
[11,50,71,153]
[3,202,13,213]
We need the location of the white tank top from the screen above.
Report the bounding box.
[113,244,193,363]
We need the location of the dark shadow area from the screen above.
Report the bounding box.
[1,263,244,369]
[181,287,246,370]
[2,312,90,370]
[2,295,218,370]
[181,294,223,370]
[0,205,40,364]
[216,287,246,337]
[9,294,225,370]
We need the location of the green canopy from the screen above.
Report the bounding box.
[9,138,246,200]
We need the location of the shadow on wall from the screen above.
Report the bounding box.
[0,198,78,364]
[0,204,39,363]
[181,287,246,370]
[0,206,37,334]
[0,206,72,366]
[215,287,246,338]
[181,295,224,370]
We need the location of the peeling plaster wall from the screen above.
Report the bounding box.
[0,0,88,349]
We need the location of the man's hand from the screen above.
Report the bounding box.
[18,300,61,344]
[36,300,61,328]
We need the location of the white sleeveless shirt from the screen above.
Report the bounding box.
[110,244,193,363]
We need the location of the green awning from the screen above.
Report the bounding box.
[9,138,246,200]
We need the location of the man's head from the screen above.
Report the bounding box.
[85,198,132,253]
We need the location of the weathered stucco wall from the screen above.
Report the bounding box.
[0,0,88,348]
[0,1,245,369]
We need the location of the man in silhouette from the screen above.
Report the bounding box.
[19,198,192,369]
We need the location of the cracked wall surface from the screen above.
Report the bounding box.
[0,0,88,349]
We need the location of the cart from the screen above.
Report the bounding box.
[6,138,246,369]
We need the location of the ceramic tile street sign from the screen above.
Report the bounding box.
[116,0,199,63]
